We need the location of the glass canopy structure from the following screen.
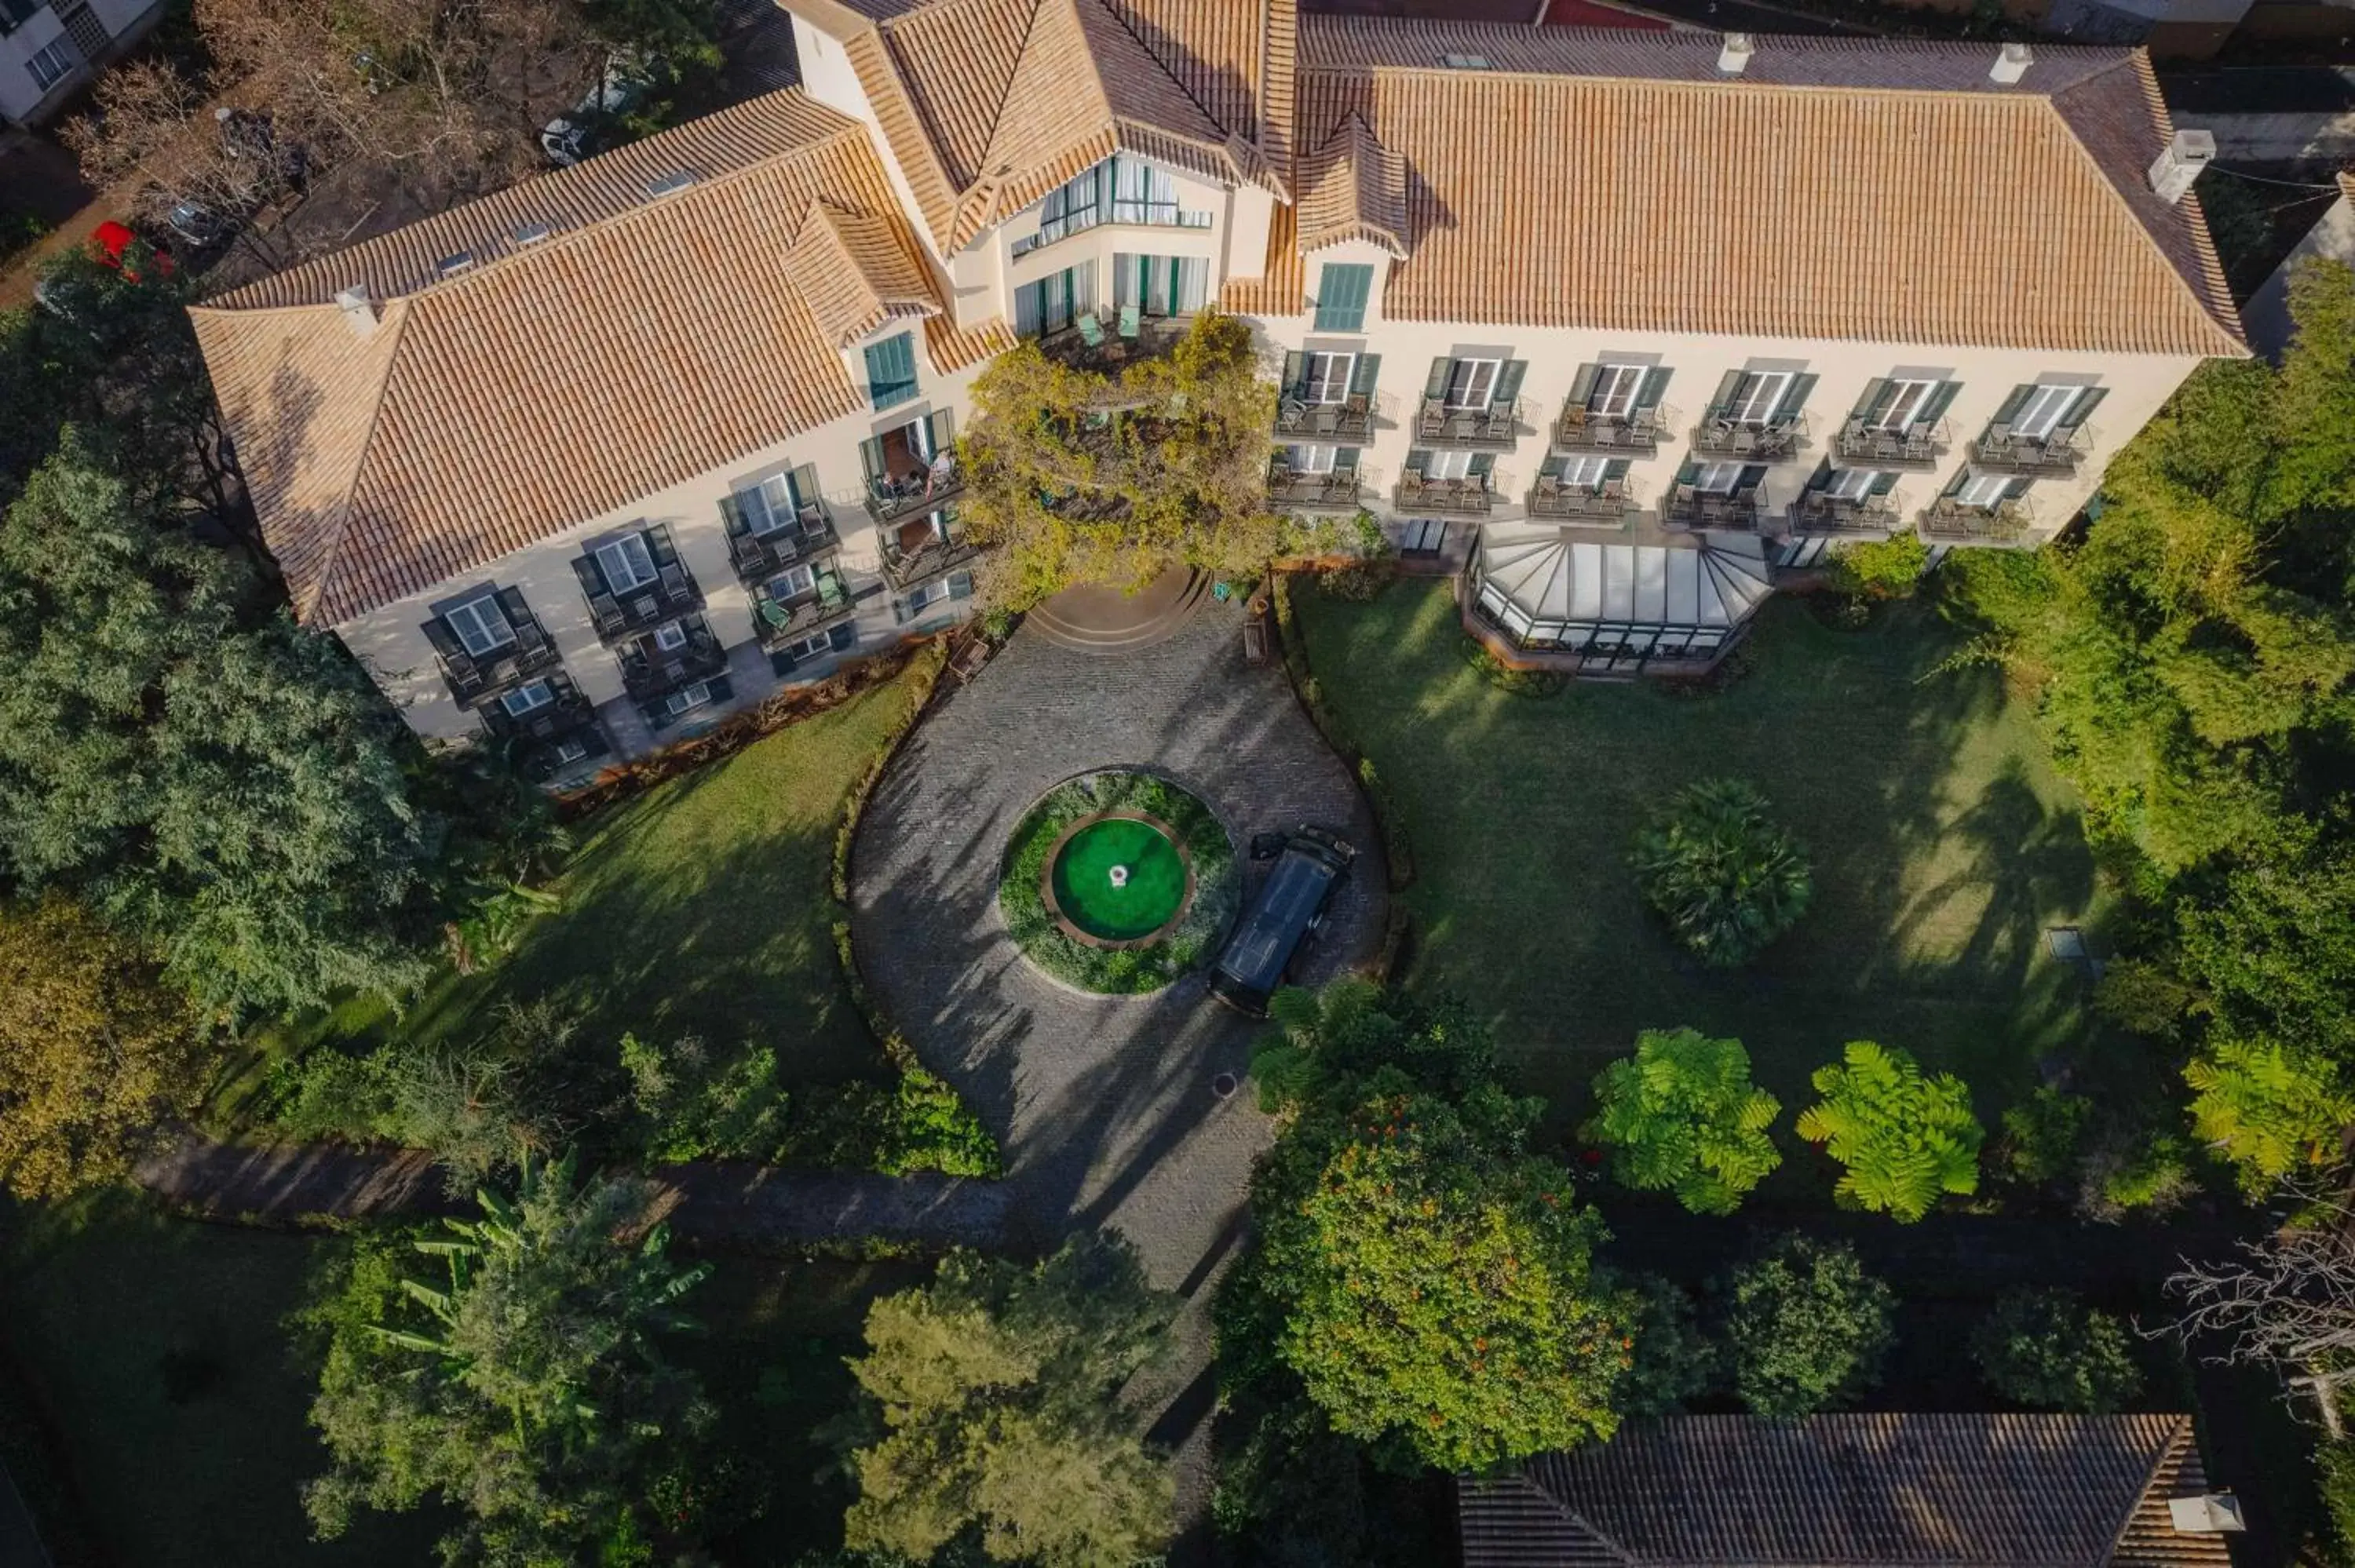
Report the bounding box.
[1469,522,1775,674]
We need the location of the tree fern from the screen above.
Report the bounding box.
[1583,1028,1782,1215]
[1796,1041,1983,1221]
[2186,1033,2355,1195]
[1630,779,1812,968]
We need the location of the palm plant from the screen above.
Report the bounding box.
[1631,779,1812,968]
[1795,1041,1984,1221]
[1247,976,1382,1113]
[1583,1028,1782,1214]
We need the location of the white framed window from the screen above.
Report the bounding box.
[1590,364,1646,417]
[782,629,832,660]
[769,562,817,599]
[1402,518,1447,553]
[1287,443,1338,475]
[665,681,714,715]
[1444,358,1499,411]
[1694,461,1745,494]
[1956,472,2015,507]
[1729,371,1792,425]
[907,578,947,613]
[553,738,590,765]
[444,593,515,657]
[26,38,78,92]
[597,534,656,593]
[1875,379,1938,430]
[1305,352,1355,405]
[1426,448,1475,481]
[1561,455,1614,489]
[653,620,689,652]
[2014,384,2083,439]
[743,473,801,536]
[1110,158,1179,224]
[500,680,554,716]
[1824,467,1879,501]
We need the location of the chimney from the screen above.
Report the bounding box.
[2168,1495,2247,1535]
[1989,42,2032,84]
[1717,32,1754,75]
[334,285,378,338]
[2148,129,2216,205]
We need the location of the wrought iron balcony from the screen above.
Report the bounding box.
[1789,493,1902,536]
[1661,485,1765,533]
[481,682,598,746]
[1553,403,1671,456]
[584,563,699,644]
[863,458,966,523]
[1394,471,1498,516]
[1274,396,1376,442]
[436,624,562,707]
[1268,463,1364,510]
[882,531,982,590]
[1831,418,1948,471]
[754,569,859,649]
[1689,414,1807,461]
[1413,397,1520,449]
[728,509,839,582]
[617,624,729,702]
[1919,497,2035,545]
[1528,480,1639,526]
[1969,425,2087,476]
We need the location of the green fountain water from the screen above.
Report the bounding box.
[1050,816,1188,941]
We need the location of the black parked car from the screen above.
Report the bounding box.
[1207,826,1356,1017]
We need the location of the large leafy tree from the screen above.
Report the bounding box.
[1630,779,1812,968]
[1583,1028,1781,1214]
[1722,1234,1895,1418]
[1971,1289,2142,1413]
[0,896,211,1198]
[1796,1041,1983,1221]
[960,312,1291,606]
[301,1154,717,1566]
[2185,1034,2355,1194]
[839,1234,1175,1568]
[1235,1076,1628,1473]
[0,434,443,1016]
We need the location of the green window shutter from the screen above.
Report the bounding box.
[1313,263,1373,331]
[1707,369,1743,418]
[1675,458,1700,486]
[1424,358,1451,399]
[865,333,918,410]
[1941,466,1970,497]
[1605,458,1630,483]
[1494,359,1528,403]
[1539,453,1567,480]
[1868,470,1899,495]
[1780,373,1819,416]
[1469,452,1495,478]
[1922,381,1960,423]
[1853,377,1889,419]
[1568,363,1597,405]
[718,492,748,534]
[792,463,821,510]
[1739,464,1769,489]
[1281,351,1306,397]
[1334,447,1360,472]
[1637,368,1672,409]
[1992,385,2033,425]
[1406,447,1433,473]
[1350,353,1382,397]
[2003,476,2034,501]
[926,408,956,454]
[2054,386,2105,433]
[858,436,885,484]
[1804,458,1832,493]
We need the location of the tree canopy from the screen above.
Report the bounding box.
[1630,779,1813,968]
[1795,1041,1983,1221]
[1722,1234,1895,1418]
[1583,1028,1782,1215]
[1971,1289,2143,1413]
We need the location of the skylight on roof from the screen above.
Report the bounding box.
[644,171,698,199]
[512,221,554,246]
[1441,53,1492,69]
[436,251,475,276]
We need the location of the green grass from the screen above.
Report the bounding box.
[1294,579,2116,1154]
[214,666,937,1129]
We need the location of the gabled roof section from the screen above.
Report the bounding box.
[1296,111,1407,256]
[193,88,1008,627]
[1289,18,2244,356]
[1459,1413,2235,1568]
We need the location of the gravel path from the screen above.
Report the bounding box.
[847,598,1387,1552]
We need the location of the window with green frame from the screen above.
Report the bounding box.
[1313,263,1374,331]
[864,332,919,410]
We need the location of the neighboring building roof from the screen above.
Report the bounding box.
[1477,522,1773,630]
[1265,19,2243,356]
[1459,1413,2236,1568]
[797,0,1294,252]
[193,89,1009,626]
[1296,111,1410,255]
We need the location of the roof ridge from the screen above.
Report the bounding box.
[2099,1414,2197,1568]
[291,299,411,624]
[1083,0,1235,148]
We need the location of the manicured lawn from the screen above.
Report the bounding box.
[1294,579,2116,1150]
[216,664,936,1127]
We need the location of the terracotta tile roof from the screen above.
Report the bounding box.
[1293,18,2243,355]
[1221,194,1305,314]
[1460,1414,2236,1568]
[1295,110,1408,255]
[193,90,1000,626]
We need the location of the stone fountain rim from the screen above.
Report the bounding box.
[1039,809,1196,950]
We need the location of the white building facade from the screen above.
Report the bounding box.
[0,0,168,126]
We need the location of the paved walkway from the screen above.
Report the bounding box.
[847,598,1386,1550]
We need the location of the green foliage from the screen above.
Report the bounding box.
[2078,1125,2198,1221]
[1631,779,1813,968]
[1583,1028,1782,1214]
[997,771,1238,994]
[960,312,1289,605]
[299,1154,719,1566]
[1970,1289,2142,1413]
[2316,1439,2355,1567]
[839,1235,1175,1568]
[1722,1234,1895,1418]
[1797,1041,1983,1221]
[1997,1085,2092,1187]
[2185,1034,2355,1195]
[623,1030,790,1164]
[1610,1273,1717,1419]
[1825,532,1931,600]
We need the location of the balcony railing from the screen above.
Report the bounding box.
[1394,471,1499,516]
[1919,497,2035,545]
[1414,398,1521,449]
[1970,425,2089,476]
[1554,404,1672,456]
[864,458,966,523]
[617,627,729,702]
[728,509,838,582]
[1268,463,1364,510]
[1831,418,1948,470]
[1528,480,1639,526]
[754,569,858,648]
[1689,414,1808,461]
[1010,205,1211,258]
[1789,493,1902,535]
[1275,396,1376,442]
[437,625,562,707]
[882,532,982,590]
[585,563,699,643]
[1661,485,1766,532]
[481,683,599,746]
